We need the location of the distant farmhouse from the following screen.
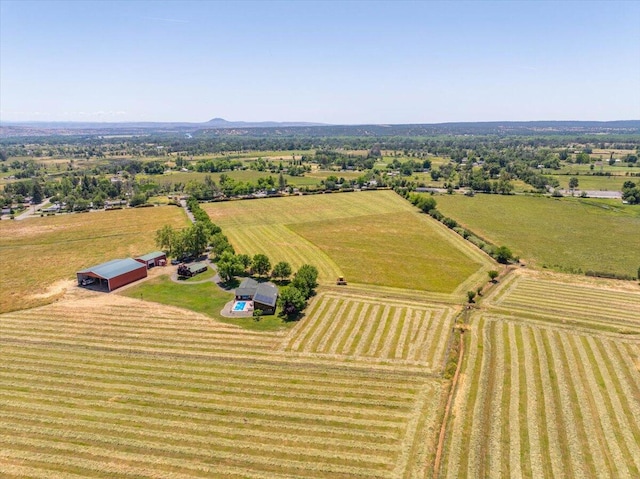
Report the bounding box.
[235,278,279,314]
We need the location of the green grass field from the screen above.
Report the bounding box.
[0,206,189,313]
[203,191,492,296]
[122,274,289,332]
[291,211,484,293]
[550,174,631,191]
[434,194,640,277]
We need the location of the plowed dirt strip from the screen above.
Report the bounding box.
[284,293,456,369]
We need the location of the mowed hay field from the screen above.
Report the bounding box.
[0,206,188,312]
[442,272,640,479]
[434,194,640,277]
[0,294,446,478]
[203,191,492,295]
[282,291,458,371]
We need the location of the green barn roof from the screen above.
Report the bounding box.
[136,251,166,262]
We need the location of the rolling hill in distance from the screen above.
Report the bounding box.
[1,119,639,138]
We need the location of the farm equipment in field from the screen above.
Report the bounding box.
[336,276,347,285]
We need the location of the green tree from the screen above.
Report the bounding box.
[172,231,187,260]
[210,232,234,258]
[155,225,176,256]
[183,222,210,257]
[569,177,579,194]
[292,264,319,298]
[31,181,43,204]
[129,192,147,207]
[278,285,306,317]
[488,270,499,282]
[494,246,513,264]
[218,256,243,282]
[467,290,476,303]
[252,254,271,276]
[272,261,292,281]
[236,253,252,271]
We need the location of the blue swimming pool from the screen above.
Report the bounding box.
[233,301,247,312]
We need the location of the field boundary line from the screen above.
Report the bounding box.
[432,310,468,478]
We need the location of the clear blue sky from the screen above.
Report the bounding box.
[1,0,639,124]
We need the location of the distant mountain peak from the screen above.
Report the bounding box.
[207,117,228,123]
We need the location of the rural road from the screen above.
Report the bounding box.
[180,199,196,224]
[14,197,51,220]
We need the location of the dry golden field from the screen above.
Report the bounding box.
[0,206,189,312]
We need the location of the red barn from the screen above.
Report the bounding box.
[77,258,148,291]
[135,251,167,268]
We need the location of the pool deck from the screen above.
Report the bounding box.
[220,300,253,318]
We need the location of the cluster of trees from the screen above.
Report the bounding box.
[386,158,431,175]
[312,150,376,170]
[278,264,319,317]
[194,158,242,173]
[155,198,223,259]
[622,181,640,204]
[155,223,212,260]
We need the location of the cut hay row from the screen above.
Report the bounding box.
[0,299,444,478]
[486,276,640,331]
[0,344,427,394]
[284,293,456,370]
[441,315,640,478]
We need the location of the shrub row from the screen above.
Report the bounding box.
[585,270,636,281]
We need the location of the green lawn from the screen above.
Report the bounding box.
[182,266,216,282]
[434,194,640,277]
[121,274,291,331]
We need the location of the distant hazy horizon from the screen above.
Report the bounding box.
[1,1,639,124]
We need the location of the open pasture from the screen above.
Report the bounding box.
[0,206,188,313]
[442,314,640,479]
[204,190,416,228]
[434,194,640,277]
[282,291,458,371]
[549,174,630,191]
[203,191,491,294]
[0,294,445,478]
[291,211,489,294]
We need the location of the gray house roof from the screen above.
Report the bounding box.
[77,258,145,280]
[254,283,279,307]
[236,277,259,297]
[235,278,278,307]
